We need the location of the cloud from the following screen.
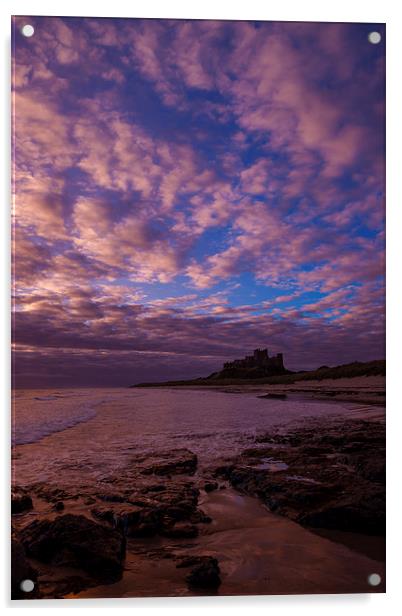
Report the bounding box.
[71,197,182,283]
[11,17,385,386]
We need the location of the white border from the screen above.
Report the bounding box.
[0,0,393,21]
[1,1,401,614]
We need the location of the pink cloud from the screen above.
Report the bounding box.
[11,18,384,385]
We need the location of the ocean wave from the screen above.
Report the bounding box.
[12,396,98,446]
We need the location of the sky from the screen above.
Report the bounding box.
[12,16,385,387]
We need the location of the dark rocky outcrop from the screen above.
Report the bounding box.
[90,481,207,539]
[27,483,74,503]
[91,503,143,534]
[177,556,221,589]
[11,532,39,599]
[19,514,126,582]
[11,449,208,597]
[138,448,198,476]
[12,488,33,514]
[214,418,385,536]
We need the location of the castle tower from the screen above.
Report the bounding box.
[273,353,284,368]
[253,348,268,365]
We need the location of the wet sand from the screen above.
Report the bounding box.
[180,376,386,407]
[73,488,385,598]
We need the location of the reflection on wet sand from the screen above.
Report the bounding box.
[74,488,384,598]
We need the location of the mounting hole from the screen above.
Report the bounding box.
[20,578,35,593]
[368,573,381,586]
[21,24,35,38]
[368,31,381,45]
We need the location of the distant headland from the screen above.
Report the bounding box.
[131,349,385,388]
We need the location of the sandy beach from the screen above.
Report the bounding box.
[171,376,386,407]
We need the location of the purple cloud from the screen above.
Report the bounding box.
[12,17,385,386]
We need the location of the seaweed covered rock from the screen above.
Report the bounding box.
[19,514,125,581]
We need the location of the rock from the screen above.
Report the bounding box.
[128,522,159,537]
[178,556,221,589]
[97,493,126,503]
[298,490,386,535]
[176,555,204,568]
[127,482,207,537]
[216,417,385,536]
[11,533,39,599]
[162,504,192,522]
[212,464,234,480]
[141,484,166,493]
[12,488,33,514]
[299,445,328,456]
[228,463,384,534]
[127,496,156,508]
[350,454,386,483]
[84,497,97,506]
[91,503,142,534]
[204,481,218,493]
[19,514,125,582]
[190,509,212,524]
[139,449,198,476]
[29,483,71,502]
[87,479,206,539]
[53,501,64,512]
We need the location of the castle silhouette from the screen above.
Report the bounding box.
[207,348,287,379]
[223,348,284,372]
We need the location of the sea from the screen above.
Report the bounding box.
[12,387,353,487]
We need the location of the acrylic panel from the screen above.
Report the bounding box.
[11,16,385,600]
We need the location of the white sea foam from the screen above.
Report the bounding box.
[12,389,100,445]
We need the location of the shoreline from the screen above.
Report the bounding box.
[12,393,385,599]
[70,406,386,597]
[147,375,386,408]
